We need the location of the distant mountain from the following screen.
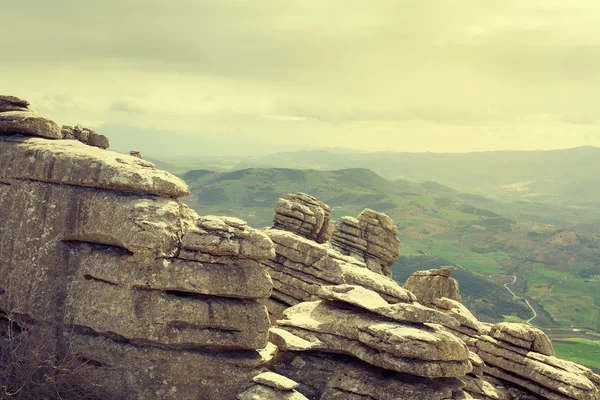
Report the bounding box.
[155,146,600,215]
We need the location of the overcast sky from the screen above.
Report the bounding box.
[3,1,600,156]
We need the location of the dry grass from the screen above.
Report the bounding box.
[0,311,111,400]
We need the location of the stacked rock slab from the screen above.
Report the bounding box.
[264,193,411,320]
[262,228,415,320]
[0,99,276,399]
[331,209,400,277]
[404,267,463,305]
[273,193,334,244]
[269,284,473,399]
[476,323,600,400]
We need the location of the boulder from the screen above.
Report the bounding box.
[490,322,555,356]
[0,111,62,139]
[403,268,462,305]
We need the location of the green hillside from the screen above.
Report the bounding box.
[155,146,600,226]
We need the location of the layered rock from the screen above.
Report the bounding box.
[434,297,490,352]
[404,267,463,305]
[263,228,415,320]
[269,284,473,399]
[490,322,555,356]
[0,95,62,139]
[273,192,334,244]
[62,124,110,149]
[476,333,600,400]
[331,209,400,277]
[0,100,276,399]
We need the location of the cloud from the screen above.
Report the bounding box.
[2,1,600,155]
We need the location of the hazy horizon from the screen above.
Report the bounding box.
[4,1,600,156]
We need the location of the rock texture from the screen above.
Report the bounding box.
[331,209,400,277]
[273,193,334,244]
[477,334,600,400]
[62,124,110,149]
[404,267,463,305]
[269,286,472,399]
[237,372,308,400]
[0,99,276,399]
[263,228,415,321]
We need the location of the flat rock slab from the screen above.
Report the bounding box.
[253,371,299,390]
[274,300,471,378]
[0,111,62,138]
[237,384,308,400]
[271,325,472,379]
[0,136,189,197]
[318,285,458,328]
[433,297,486,332]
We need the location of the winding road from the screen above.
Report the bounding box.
[504,275,537,324]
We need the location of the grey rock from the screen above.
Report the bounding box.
[0,111,62,139]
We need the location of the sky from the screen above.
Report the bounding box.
[3,1,600,156]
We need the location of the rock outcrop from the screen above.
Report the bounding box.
[273,193,334,244]
[62,124,110,149]
[269,284,472,399]
[0,98,276,399]
[477,332,600,400]
[404,267,463,305]
[331,209,400,277]
[0,95,62,139]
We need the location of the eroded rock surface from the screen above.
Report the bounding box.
[404,267,463,305]
[331,209,400,277]
[273,192,334,244]
[0,100,276,399]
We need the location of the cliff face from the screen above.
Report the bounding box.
[1,96,599,400]
[0,97,275,399]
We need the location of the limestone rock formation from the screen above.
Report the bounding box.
[0,99,276,399]
[269,284,472,399]
[404,267,463,305]
[490,322,555,356]
[62,124,110,149]
[0,136,188,197]
[331,209,400,277]
[0,110,62,139]
[477,333,600,400]
[262,228,415,321]
[273,193,334,244]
